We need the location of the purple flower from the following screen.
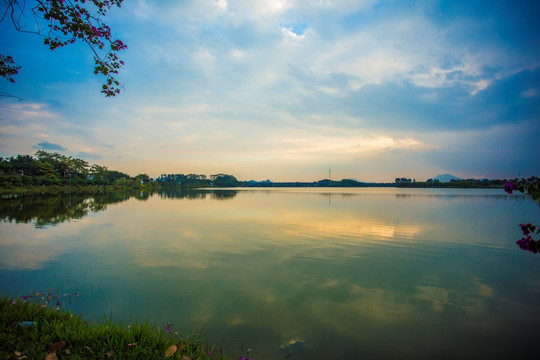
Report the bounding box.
[113,39,127,50]
[520,223,533,236]
[504,181,516,194]
[516,235,540,254]
[91,26,101,36]
[163,321,172,332]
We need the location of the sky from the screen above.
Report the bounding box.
[1,0,539,182]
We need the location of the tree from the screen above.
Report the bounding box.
[0,157,14,175]
[90,164,108,183]
[36,160,57,178]
[107,169,129,183]
[9,154,39,176]
[134,173,150,184]
[210,174,239,187]
[0,0,127,97]
[69,158,89,179]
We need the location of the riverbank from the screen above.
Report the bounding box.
[0,179,508,196]
[0,296,231,360]
[0,184,157,196]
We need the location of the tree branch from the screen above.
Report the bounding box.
[0,0,126,97]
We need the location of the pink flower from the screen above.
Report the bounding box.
[113,39,127,50]
[504,181,516,194]
[91,26,101,36]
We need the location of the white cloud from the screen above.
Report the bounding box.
[216,0,228,10]
[521,88,538,98]
[277,134,423,159]
[2,0,538,180]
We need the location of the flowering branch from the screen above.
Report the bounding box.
[504,177,540,198]
[1,0,127,97]
[516,223,540,254]
[505,177,540,253]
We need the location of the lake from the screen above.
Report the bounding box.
[1,187,539,359]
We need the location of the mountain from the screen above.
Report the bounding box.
[431,174,462,183]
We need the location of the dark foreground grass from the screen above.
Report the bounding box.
[1,296,233,360]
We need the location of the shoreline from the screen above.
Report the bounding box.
[1,295,233,360]
[0,180,507,196]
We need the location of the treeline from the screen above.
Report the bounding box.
[157,173,240,187]
[0,151,149,187]
[396,178,507,188]
[0,151,241,189]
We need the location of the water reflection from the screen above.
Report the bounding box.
[156,189,238,200]
[1,188,539,359]
[0,189,238,227]
[0,191,142,227]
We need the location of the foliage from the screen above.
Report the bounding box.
[504,177,540,253]
[515,223,540,254]
[134,173,150,184]
[0,152,243,190]
[0,54,20,83]
[0,0,127,96]
[1,295,232,360]
[504,177,540,200]
[209,174,240,187]
[395,177,412,184]
[158,174,243,188]
[158,174,211,188]
[0,151,134,187]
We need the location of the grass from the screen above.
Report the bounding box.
[1,295,234,360]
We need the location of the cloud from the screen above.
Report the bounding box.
[1,0,539,180]
[32,141,66,151]
[283,68,540,132]
[418,118,540,179]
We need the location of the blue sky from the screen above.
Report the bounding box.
[1,0,539,182]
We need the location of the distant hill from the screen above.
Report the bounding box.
[431,174,462,183]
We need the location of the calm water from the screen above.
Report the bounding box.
[1,187,539,359]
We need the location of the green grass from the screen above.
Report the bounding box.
[1,296,233,360]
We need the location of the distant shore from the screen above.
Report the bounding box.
[0,179,508,196]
